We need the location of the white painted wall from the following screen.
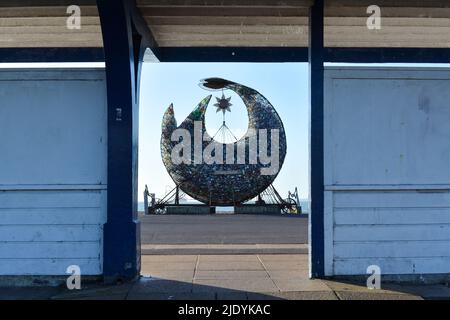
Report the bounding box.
[324,67,450,276]
[0,69,107,275]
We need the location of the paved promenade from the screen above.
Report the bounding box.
[2,214,449,300]
[2,254,450,300]
[140,214,308,245]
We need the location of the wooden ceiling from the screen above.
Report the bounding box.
[1,1,450,49]
[138,0,312,47]
[0,1,102,48]
[138,0,450,48]
[325,0,450,48]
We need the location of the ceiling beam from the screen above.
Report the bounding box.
[157,46,308,62]
[0,47,104,62]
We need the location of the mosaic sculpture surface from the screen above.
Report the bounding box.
[161,78,287,205]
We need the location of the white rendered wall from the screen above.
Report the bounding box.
[0,69,107,275]
[324,67,450,276]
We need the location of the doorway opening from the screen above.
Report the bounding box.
[137,62,312,296]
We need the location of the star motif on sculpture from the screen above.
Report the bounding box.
[214,93,232,114]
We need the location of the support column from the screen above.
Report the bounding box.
[97,0,141,281]
[309,0,325,278]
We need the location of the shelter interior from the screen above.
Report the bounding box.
[1,1,450,50]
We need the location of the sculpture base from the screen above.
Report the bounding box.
[165,205,215,215]
[149,204,283,215]
[234,204,281,215]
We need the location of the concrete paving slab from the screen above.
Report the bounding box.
[384,284,450,300]
[262,261,309,271]
[198,255,260,262]
[0,287,62,300]
[266,270,310,280]
[50,284,132,300]
[248,291,339,300]
[258,254,307,262]
[142,271,195,282]
[335,291,423,300]
[322,280,412,295]
[217,292,249,300]
[195,270,270,280]
[130,278,193,294]
[197,261,265,271]
[141,255,198,263]
[69,294,128,300]
[127,292,216,300]
[271,278,332,292]
[193,278,279,293]
[141,261,197,271]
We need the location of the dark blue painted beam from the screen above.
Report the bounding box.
[157,47,309,62]
[97,0,141,282]
[0,47,104,63]
[309,0,325,278]
[156,47,450,63]
[129,0,160,61]
[3,47,450,64]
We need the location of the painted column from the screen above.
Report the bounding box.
[97,0,141,281]
[309,0,325,278]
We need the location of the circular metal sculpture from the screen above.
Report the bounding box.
[161,78,287,205]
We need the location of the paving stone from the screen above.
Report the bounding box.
[141,270,195,282]
[258,254,307,262]
[197,261,265,271]
[199,255,260,262]
[262,261,309,271]
[127,292,215,300]
[385,284,450,300]
[266,270,310,280]
[141,255,198,263]
[51,284,132,300]
[0,287,62,300]
[217,292,249,300]
[195,270,269,280]
[193,278,279,293]
[335,291,423,300]
[129,278,193,294]
[245,292,286,300]
[70,294,128,300]
[141,261,197,272]
[323,280,411,295]
[248,291,338,300]
[271,278,332,292]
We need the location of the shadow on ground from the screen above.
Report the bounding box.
[2,277,450,300]
[0,278,315,300]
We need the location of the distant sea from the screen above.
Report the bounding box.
[138,199,310,213]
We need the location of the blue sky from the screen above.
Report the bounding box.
[138,62,310,200]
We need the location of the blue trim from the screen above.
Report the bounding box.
[0,48,104,63]
[325,48,450,63]
[2,47,450,64]
[97,0,141,281]
[155,47,450,63]
[157,47,308,62]
[309,0,325,278]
